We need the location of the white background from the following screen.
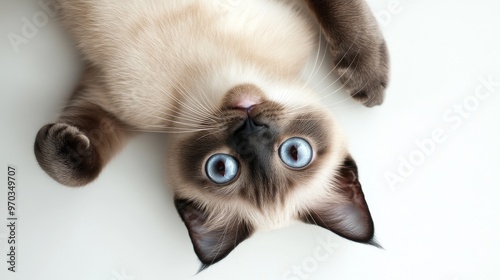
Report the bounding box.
[1,0,500,279]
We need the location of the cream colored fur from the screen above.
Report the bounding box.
[57,0,315,126]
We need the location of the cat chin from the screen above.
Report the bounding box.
[221,84,264,110]
[234,99,259,110]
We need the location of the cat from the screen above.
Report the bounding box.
[34,0,389,268]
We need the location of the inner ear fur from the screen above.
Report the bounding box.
[300,155,378,245]
[175,198,254,269]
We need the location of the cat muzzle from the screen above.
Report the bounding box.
[231,116,276,162]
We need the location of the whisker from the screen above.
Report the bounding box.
[284,49,361,114]
[194,128,224,141]
[130,94,209,124]
[300,28,323,90]
[315,36,359,87]
[126,127,216,134]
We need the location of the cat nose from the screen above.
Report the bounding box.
[237,117,266,135]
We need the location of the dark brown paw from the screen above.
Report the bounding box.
[349,79,387,108]
[34,123,101,186]
[334,41,389,107]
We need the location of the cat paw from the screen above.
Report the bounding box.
[334,41,389,107]
[34,123,101,186]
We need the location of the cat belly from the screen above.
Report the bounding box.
[57,0,316,127]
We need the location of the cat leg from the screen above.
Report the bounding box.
[34,71,131,187]
[305,0,389,107]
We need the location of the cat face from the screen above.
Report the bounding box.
[166,84,376,267]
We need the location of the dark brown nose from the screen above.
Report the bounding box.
[236,117,265,135]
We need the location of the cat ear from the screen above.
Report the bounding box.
[175,198,254,269]
[300,155,378,246]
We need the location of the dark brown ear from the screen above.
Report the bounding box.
[175,198,254,270]
[300,156,379,246]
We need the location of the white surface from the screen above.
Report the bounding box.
[1,0,500,279]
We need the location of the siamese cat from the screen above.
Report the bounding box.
[34,0,389,268]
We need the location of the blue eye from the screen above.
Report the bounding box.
[279,138,313,169]
[205,154,239,184]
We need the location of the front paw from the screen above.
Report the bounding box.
[334,41,389,107]
[34,123,100,186]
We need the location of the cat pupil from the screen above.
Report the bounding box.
[289,146,298,161]
[217,161,226,176]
